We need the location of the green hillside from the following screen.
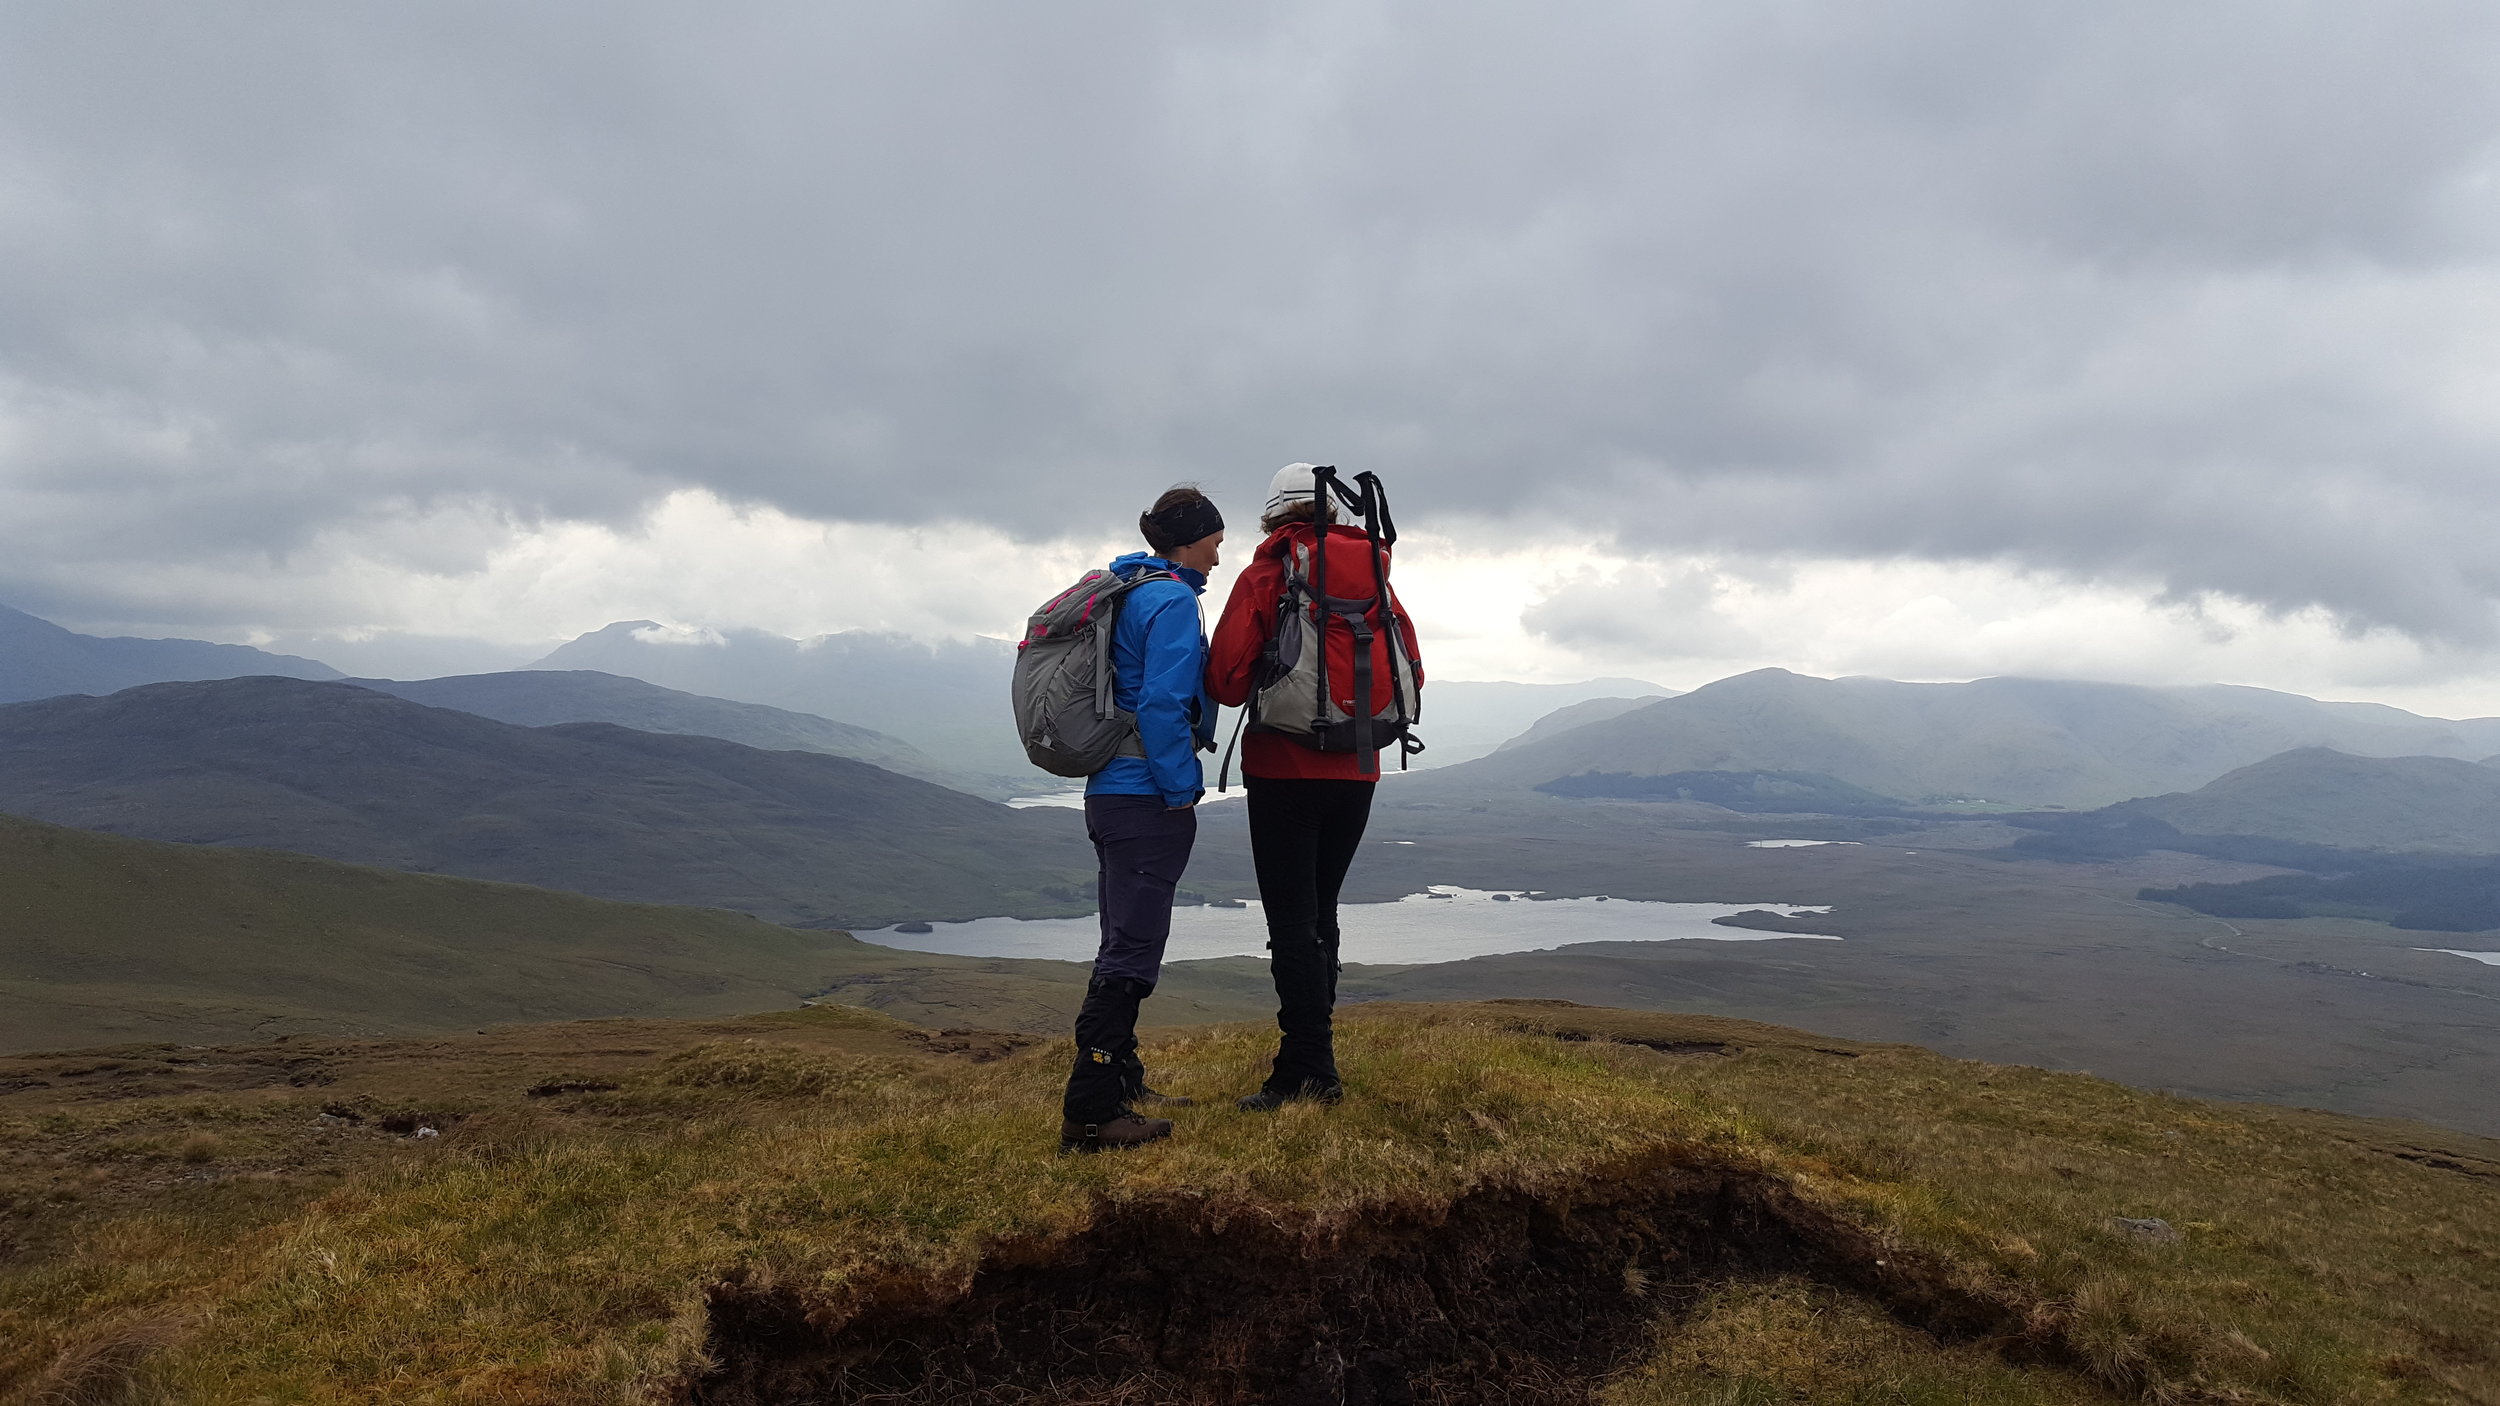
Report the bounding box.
[0,815,1270,1054]
[1422,669,2500,810]
[0,677,1094,927]
[3,1001,2493,1403]
[2125,746,2500,853]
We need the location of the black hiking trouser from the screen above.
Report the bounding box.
[1245,776,1375,1093]
[1062,796,1197,1124]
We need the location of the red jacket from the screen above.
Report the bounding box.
[1206,523,1424,781]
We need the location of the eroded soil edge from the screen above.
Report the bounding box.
[693,1155,2032,1406]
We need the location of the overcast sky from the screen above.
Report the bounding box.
[8,2,2500,709]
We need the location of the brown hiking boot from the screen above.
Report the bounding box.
[1059,1111,1174,1154]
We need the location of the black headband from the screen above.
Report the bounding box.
[1145,497,1224,550]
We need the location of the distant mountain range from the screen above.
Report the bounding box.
[0,677,1093,927]
[526,618,1676,782]
[1424,668,2500,809]
[2061,749,2500,932]
[528,621,1041,781]
[0,603,339,703]
[27,599,2500,831]
[2118,747,2500,854]
[2,604,1685,795]
[355,669,1013,797]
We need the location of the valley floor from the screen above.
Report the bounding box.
[1173,797,2500,1138]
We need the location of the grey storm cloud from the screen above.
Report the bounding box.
[5,1,2500,636]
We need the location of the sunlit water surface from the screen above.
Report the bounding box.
[1744,839,1862,848]
[860,887,1837,965]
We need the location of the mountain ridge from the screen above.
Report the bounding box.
[0,676,1093,927]
[528,619,1037,779]
[354,668,1010,796]
[1423,667,2500,809]
[0,602,341,704]
[2120,745,2500,853]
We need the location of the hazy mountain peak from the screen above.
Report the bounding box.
[355,667,1000,797]
[520,620,1033,779]
[0,602,343,705]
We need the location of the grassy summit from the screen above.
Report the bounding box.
[4,1002,2493,1404]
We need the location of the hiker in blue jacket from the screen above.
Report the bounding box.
[1059,484,1225,1152]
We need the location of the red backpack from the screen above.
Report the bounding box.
[1222,468,1423,784]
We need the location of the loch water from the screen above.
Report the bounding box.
[860,886,1838,965]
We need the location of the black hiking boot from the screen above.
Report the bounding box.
[1235,1079,1345,1113]
[1059,1110,1174,1154]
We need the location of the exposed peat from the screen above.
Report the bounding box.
[695,1156,2033,1406]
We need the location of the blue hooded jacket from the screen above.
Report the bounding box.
[1085,552,1215,807]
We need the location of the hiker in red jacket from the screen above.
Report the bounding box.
[1206,464,1423,1110]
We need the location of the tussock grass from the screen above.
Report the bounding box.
[2,1001,2495,1404]
[1604,1278,2116,1404]
[655,1040,898,1097]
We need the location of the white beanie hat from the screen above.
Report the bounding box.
[1265,463,1322,520]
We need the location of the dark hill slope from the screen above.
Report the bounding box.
[1420,668,2500,809]
[2124,747,2500,853]
[0,813,1048,1052]
[0,602,339,703]
[0,678,1091,927]
[354,668,1003,796]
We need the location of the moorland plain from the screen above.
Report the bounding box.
[1186,797,2500,1137]
[7,789,2495,1138]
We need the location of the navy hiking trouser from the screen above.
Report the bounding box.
[1245,776,1375,1094]
[1062,795,1197,1123]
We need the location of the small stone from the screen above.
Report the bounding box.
[413,1126,440,1140]
[2113,1216,2181,1243]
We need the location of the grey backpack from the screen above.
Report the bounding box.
[1011,566,1177,778]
